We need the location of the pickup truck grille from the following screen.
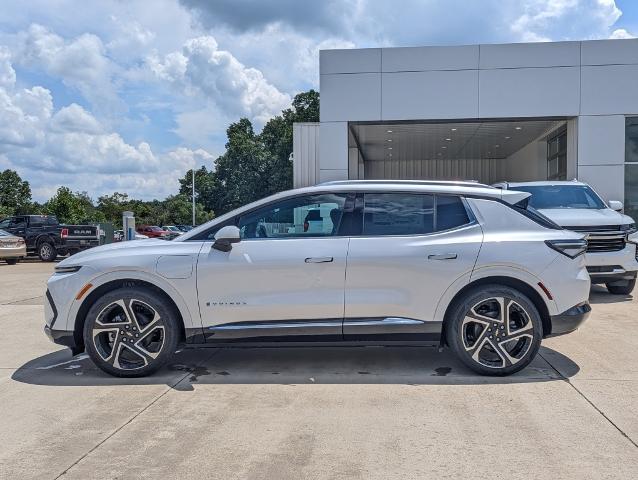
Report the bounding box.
[563,225,626,253]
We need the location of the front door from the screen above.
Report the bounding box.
[344,192,483,340]
[196,192,352,342]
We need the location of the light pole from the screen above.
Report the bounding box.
[191,168,196,227]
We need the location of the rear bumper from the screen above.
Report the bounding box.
[62,239,100,250]
[547,302,591,338]
[44,325,82,355]
[0,245,26,258]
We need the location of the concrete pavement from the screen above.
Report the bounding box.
[0,261,636,479]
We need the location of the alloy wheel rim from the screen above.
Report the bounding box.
[461,297,534,369]
[92,299,165,370]
[41,244,52,257]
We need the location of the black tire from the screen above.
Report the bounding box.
[38,241,57,262]
[5,258,19,265]
[83,287,180,378]
[445,285,543,376]
[606,278,636,295]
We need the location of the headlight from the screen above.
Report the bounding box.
[545,239,588,259]
[54,265,82,274]
[620,223,637,234]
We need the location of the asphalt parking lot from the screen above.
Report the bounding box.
[0,261,637,479]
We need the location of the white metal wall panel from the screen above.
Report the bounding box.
[320,48,381,74]
[577,115,626,166]
[292,123,319,188]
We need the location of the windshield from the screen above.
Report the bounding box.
[511,185,606,210]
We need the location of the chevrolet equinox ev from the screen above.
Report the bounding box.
[44,181,591,377]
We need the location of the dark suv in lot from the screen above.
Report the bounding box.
[0,215,99,261]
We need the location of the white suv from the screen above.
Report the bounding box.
[495,181,638,295]
[44,181,591,377]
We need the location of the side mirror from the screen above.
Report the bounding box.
[212,225,241,252]
[608,200,623,212]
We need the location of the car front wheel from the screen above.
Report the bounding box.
[445,285,543,376]
[606,278,636,295]
[83,287,180,377]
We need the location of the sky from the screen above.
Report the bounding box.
[0,0,635,202]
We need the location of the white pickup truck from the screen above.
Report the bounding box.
[495,181,638,295]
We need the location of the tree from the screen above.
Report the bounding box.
[178,166,217,214]
[44,187,103,224]
[0,169,32,215]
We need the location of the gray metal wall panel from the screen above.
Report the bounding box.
[320,73,382,121]
[381,45,479,72]
[580,65,638,115]
[479,67,580,118]
[382,70,479,120]
[479,41,580,69]
[320,48,381,74]
[581,38,638,66]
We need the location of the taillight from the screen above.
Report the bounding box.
[545,239,587,259]
[61,228,69,238]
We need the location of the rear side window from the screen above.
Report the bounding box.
[437,195,471,231]
[362,193,471,236]
[29,216,45,226]
[363,193,435,235]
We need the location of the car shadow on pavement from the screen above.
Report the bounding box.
[589,285,633,304]
[11,344,579,389]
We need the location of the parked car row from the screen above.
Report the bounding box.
[0,215,99,262]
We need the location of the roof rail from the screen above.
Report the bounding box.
[319,179,489,188]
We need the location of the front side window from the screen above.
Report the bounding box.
[0,219,10,229]
[238,193,348,239]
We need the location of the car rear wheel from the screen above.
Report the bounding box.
[606,278,636,295]
[83,287,180,377]
[38,241,57,262]
[445,285,543,376]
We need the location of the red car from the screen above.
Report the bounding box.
[136,225,171,238]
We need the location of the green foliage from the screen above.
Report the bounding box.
[43,187,104,224]
[178,89,320,216]
[0,169,32,216]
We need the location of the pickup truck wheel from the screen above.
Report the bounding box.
[446,285,543,376]
[606,278,636,295]
[5,258,19,265]
[83,287,180,378]
[38,241,57,262]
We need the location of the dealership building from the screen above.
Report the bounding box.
[292,38,638,221]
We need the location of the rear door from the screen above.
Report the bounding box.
[343,193,483,340]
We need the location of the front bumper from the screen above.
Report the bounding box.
[587,267,637,285]
[547,302,591,337]
[44,325,82,355]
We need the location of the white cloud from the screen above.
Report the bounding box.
[610,28,636,39]
[16,24,122,116]
[148,35,291,126]
[0,50,213,200]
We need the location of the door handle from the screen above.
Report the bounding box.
[428,253,457,260]
[305,256,333,263]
